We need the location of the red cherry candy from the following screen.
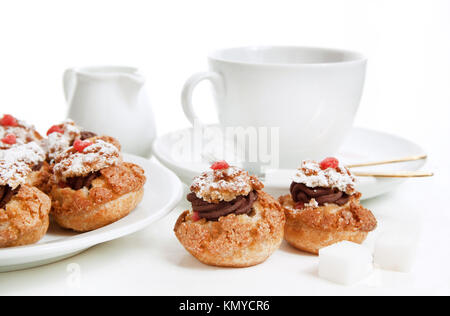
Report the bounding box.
[73,139,92,153]
[319,157,339,170]
[192,212,200,221]
[47,125,64,136]
[294,202,305,210]
[1,133,16,145]
[210,160,230,170]
[0,114,18,127]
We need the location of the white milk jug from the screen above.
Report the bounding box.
[63,66,156,157]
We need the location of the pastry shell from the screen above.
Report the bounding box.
[279,193,377,255]
[0,184,51,248]
[174,190,285,267]
[50,162,146,232]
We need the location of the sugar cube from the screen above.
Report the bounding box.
[374,229,418,272]
[319,241,373,285]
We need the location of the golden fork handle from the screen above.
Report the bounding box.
[345,154,427,168]
[352,171,434,178]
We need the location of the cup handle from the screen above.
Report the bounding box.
[181,71,225,126]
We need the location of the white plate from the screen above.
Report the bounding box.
[152,127,426,200]
[0,153,183,272]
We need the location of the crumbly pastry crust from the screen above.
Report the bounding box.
[50,162,146,232]
[53,139,121,179]
[174,190,285,267]
[27,161,52,194]
[284,223,368,255]
[0,185,51,248]
[89,135,122,152]
[190,166,264,203]
[279,193,377,254]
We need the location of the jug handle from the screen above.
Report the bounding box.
[63,69,76,104]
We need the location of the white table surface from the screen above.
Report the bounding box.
[0,157,448,296]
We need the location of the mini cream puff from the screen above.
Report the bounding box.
[174,161,285,267]
[0,115,52,193]
[42,119,121,164]
[0,114,43,150]
[50,138,145,232]
[0,142,51,193]
[0,149,51,248]
[279,157,377,255]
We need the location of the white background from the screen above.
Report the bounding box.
[0,0,449,295]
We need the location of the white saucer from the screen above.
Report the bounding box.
[0,153,183,272]
[153,127,426,200]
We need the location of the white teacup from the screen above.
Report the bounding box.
[182,46,367,169]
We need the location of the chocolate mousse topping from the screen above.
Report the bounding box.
[58,131,97,149]
[0,185,20,209]
[66,131,97,147]
[187,191,258,221]
[66,171,101,190]
[290,182,350,206]
[80,131,97,141]
[32,161,43,172]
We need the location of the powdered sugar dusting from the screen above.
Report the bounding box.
[63,120,82,138]
[44,119,82,161]
[0,160,31,189]
[292,160,356,195]
[53,139,120,179]
[191,166,263,203]
[0,142,45,167]
[0,142,46,189]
